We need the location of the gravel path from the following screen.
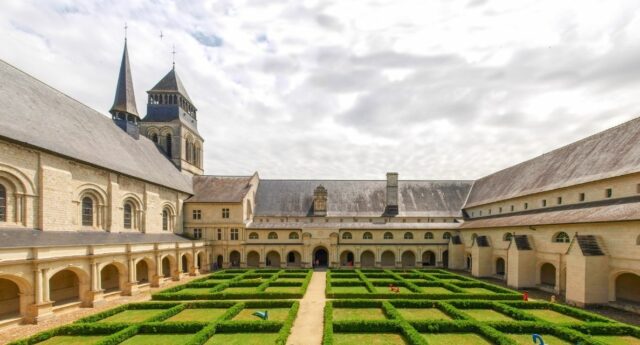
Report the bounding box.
[287,271,326,345]
[0,275,201,345]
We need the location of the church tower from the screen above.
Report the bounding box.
[139,65,204,176]
[110,40,140,139]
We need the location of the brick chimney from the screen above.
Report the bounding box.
[385,172,399,216]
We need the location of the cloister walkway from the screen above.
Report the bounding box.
[287,271,326,345]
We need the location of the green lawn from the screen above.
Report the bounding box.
[264,286,301,293]
[232,308,290,321]
[396,308,452,320]
[275,278,305,283]
[420,287,454,294]
[421,333,492,345]
[374,286,414,294]
[592,336,640,345]
[333,308,387,321]
[331,286,370,294]
[204,333,280,345]
[222,287,260,293]
[119,334,195,345]
[523,309,584,323]
[165,308,227,322]
[463,309,515,321]
[38,336,105,345]
[99,309,164,323]
[507,334,573,345]
[459,288,496,294]
[175,288,213,295]
[333,333,408,345]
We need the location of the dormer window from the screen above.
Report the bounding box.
[313,185,327,217]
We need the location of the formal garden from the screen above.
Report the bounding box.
[8,268,640,345]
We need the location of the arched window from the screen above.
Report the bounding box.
[151,133,158,143]
[443,232,451,240]
[471,233,478,242]
[553,232,570,243]
[123,202,133,229]
[249,232,259,239]
[289,232,299,240]
[342,232,352,240]
[162,210,169,231]
[0,184,5,222]
[166,134,172,157]
[424,232,434,239]
[268,232,278,239]
[363,232,373,240]
[186,141,191,162]
[404,232,413,240]
[81,197,93,226]
[384,232,393,240]
[503,233,513,242]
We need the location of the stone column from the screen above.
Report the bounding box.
[124,257,139,296]
[152,254,163,287]
[41,268,50,302]
[34,268,43,304]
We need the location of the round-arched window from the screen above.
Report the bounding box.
[81,196,93,226]
[289,232,299,240]
[424,232,434,239]
[124,202,133,229]
[342,232,353,240]
[503,233,513,241]
[268,232,278,240]
[404,232,413,240]
[553,232,570,243]
[443,232,451,240]
[249,232,259,239]
[384,232,394,240]
[363,232,373,240]
[0,184,5,222]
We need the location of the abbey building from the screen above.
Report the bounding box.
[0,41,638,327]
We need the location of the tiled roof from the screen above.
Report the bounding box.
[187,175,253,203]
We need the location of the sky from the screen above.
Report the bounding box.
[1,0,640,180]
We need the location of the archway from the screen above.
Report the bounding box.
[540,263,556,287]
[0,278,20,320]
[401,251,416,267]
[161,257,172,278]
[615,273,640,303]
[229,251,241,267]
[100,264,123,293]
[442,250,449,268]
[196,252,204,270]
[216,255,224,269]
[496,258,506,277]
[361,250,375,268]
[381,250,395,267]
[287,251,301,267]
[422,251,436,266]
[136,260,151,283]
[340,251,355,267]
[247,251,260,267]
[181,254,189,273]
[266,251,281,267]
[313,247,328,267]
[49,269,80,306]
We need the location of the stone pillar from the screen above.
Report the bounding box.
[25,268,53,324]
[89,262,104,306]
[41,268,50,302]
[151,254,163,287]
[124,258,139,296]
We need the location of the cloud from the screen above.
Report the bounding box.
[191,32,223,47]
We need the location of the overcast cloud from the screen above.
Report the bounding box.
[1,0,640,180]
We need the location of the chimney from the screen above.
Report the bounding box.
[313,185,328,216]
[385,172,399,216]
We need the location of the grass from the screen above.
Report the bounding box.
[232,308,291,321]
[374,286,413,294]
[507,334,573,345]
[165,308,227,322]
[221,287,260,293]
[396,308,452,320]
[459,288,496,294]
[175,288,213,294]
[203,333,280,345]
[421,333,492,345]
[264,286,301,293]
[275,278,305,283]
[462,309,515,321]
[592,336,640,345]
[38,336,105,345]
[331,286,370,294]
[420,287,454,294]
[333,333,408,345]
[523,309,584,323]
[119,334,195,345]
[98,309,164,323]
[333,308,387,321]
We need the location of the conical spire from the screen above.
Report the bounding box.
[110,40,139,117]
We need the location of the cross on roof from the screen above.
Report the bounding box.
[171,44,177,67]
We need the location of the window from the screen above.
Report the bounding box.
[222,208,230,218]
[342,232,352,240]
[249,232,259,239]
[503,233,513,241]
[363,232,373,240]
[81,197,93,226]
[542,199,547,207]
[579,193,585,202]
[553,232,570,243]
[606,188,613,198]
[404,232,413,240]
[151,133,158,143]
[499,207,502,214]
[268,232,278,239]
[123,202,132,229]
[166,134,172,156]
[162,210,169,231]
[443,232,451,240]
[524,203,529,210]
[424,232,434,239]
[557,197,562,205]
[192,209,202,220]
[383,232,393,240]
[193,228,202,239]
[230,228,239,240]
[289,232,299,240]
[217,228,222,240]
[510,205,514,212]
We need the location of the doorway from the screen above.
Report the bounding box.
[313,247,328,267]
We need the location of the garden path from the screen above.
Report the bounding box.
[287,271,326,345]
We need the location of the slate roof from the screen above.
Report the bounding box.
[148,67,194,105]
[253,180,472,217]
[110,41,139,117]
[0,60,193,194]
[247,222,461,230]
[0,228,193,248]
[187,176,253,203]
[465,116,640,207]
